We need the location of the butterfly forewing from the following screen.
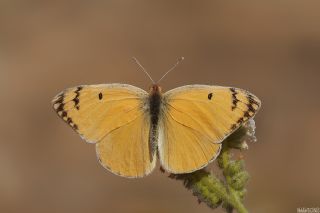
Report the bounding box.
[52,84,147,143]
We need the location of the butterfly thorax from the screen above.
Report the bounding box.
[149,84,162,128]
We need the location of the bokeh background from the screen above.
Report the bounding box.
[1,1,319,212]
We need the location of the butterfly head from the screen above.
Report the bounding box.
[149,84,162,94]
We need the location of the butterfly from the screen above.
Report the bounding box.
[52,57,261,178]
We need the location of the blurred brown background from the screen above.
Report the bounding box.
[1,1,319,213]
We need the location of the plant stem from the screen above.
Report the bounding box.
[219,145,248,213]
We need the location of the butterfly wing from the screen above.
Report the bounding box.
[159,85,261,174]
[52,84,156,177]
[96,113,157,177]
[96,110,156,177]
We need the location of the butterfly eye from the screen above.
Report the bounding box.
[208,93,213,100]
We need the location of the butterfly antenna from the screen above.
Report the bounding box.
[157,57,184,83]
[132,57,155,84]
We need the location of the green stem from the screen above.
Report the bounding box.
[220,145,248,213]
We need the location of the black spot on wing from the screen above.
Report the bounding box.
[72,86,83,110]
[67,117,72,124]
[61,111,67,118]
[53,93,64,110]
[247,103,255,113]
[56,103,65,112]
[248,94,260,110]
[53,91,79,131]
[73,124,78,130]
[231,124,237,131]
[237,117,244,124]
[99,92,103,100]
[208,93,213,100]
[66,117,78,130]
[230,92,260,130]
[244,111,250,118]
[55,95,64,104]
[73,97,79,105]
[230,88,239,111]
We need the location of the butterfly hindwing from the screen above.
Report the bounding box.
[158,85,261,174]
[96,113,157,177]
[52,84,156,177]
[158,114,222,174]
